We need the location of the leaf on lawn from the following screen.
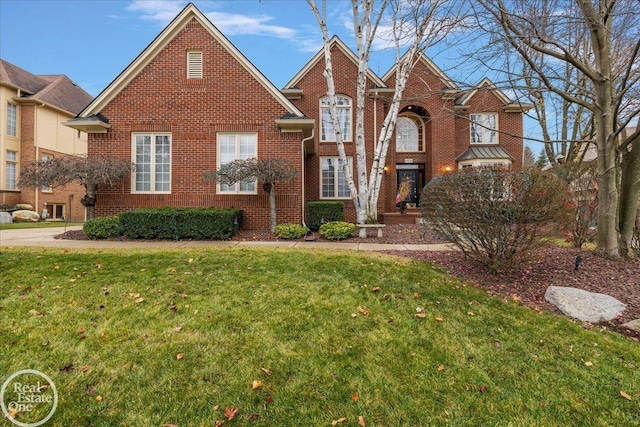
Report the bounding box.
[351,313,357,318]
[265,396,274,404]
[357,306,370,316]
[175,326,183,332]
[249,413,260,421]
[252,380,262,390]
[415,313,427,319]
[224,407,238,421]
[512,294,521,302]
[351,393,359,402]
[162,424,178,427]
[358,415,366,427]
[28,309,38,315]
[188,258,194,263]
[260,367,272,376]
[479,385,488,393]
[620,391,632,401]
[585,361,593,367]
[331,417,347,426]
[59,364,74,373]
[414,292,419,299]
[435,316,444,322]
[86,386,97,396]
[129,292,140,298]
[176,353,185,360]
[95,395,103,401]
[8,408,17,419]
[437,364,446,372]
[215,421,224,427]
[80,365,89,373]
[467,311,475,316]
[135,297,144,304]
[372,287,381,292]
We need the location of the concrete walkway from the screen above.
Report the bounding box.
[0,226,456,251]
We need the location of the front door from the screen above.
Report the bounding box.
[396,169,420,205]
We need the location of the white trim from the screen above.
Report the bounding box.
[216,132,258,195]
[186,50,203,79]
[470,113,499,145]
[319,95,352,142]
[395,113,425,152]
[131,132,172,194]
[319,156,352,199]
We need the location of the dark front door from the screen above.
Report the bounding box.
[396,169,419,205]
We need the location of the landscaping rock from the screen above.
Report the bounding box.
[15,203,34,211]
[544,286,625,323]
[622,319,640,332]
[12,210,40,222]
[0,212,12,223]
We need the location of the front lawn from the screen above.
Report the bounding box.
[1,247,638,426]
[0,221,82,230]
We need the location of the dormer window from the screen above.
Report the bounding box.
[470,113,498,144]
[187,51,202,79]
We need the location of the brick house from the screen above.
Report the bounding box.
[0,59,92,221]
[65,3,529,229]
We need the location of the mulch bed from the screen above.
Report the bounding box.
[57,224,640,340]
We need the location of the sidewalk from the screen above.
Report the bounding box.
[0,226,456,251]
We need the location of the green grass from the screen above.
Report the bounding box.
[0,221,83,230]
[1,247,639,426]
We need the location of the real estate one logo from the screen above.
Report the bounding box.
[1,369,58,427]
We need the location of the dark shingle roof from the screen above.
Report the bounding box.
[0,59,93,115]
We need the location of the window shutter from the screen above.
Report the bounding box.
[187,51,202,79]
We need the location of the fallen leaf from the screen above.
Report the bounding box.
[357,306,370,316]
[351,393,359,402]
[479,385,488,393]
[416,307,423,313]
[175,326,183,332]
[162,425,178,427]
[415,313,427,319]
[372,287,381,292]
[135,297,144,304]
[28,309,38,315]
[351,313,357,318]
[585,361,593,367]
[358,415,366,427]
[512,295,521,302]
[215,421,224,427]
[414,292,419,299]
[435,316,444,322]
[252,380,262,390]
[467,311,475,316]
[95,395,103,401]
[437,364,446,371]
[620,391,632,401]
[95,263,103,268]
[188,258,194,263]
[224,407,238,421]
[176,353,185,360]
[80,365,89,373]
[248,413,259,421]
[260,367,272,376]
[59,364,74,373]
[8,408,17,419]
[86,386,97,396]
[332,417,347,426]
[214,405,219,411]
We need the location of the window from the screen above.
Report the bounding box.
[7,103,16,137]
[396,115,424,152]
[321,156,351,199]
[470,113,498,144]
[132,133,171,193]
[187,51,203,79]
[41,153,52,192]
[5,150,17,189]
[44,203,65,220]
[217,133,257,194]
[320,95,352,142]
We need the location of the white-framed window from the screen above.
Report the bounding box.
[320,95,352,142]
[187,51,203,79]
[5,150,17,189]
[396,115,424,152]
[320,156,351,199]
[132,133,171,193]
[7,103,17,137]
[470,113,498,144]
[41,153,52,192]
[217,133,257,194]
[45,203,65,220]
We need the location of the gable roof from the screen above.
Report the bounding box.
[381,51,458,90]
[283,35,386,90]
[455,77,532,112]
[0,59,92,115]
[78,2,304,118]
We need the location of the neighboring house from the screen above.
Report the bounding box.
[64,3,529,229]
[0,59,93,221]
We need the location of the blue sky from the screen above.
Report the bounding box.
[0,0,541,149]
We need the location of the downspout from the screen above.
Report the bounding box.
[33,102,45,215]
[301,128,314,227]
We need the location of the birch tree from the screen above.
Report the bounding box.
[474,0,640,257]
[307,0,461,224]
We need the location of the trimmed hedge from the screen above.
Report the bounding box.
[275,223,308,240]
[119,208,243,240]
[319,221,355,240]
[306,201,345,231]
[83,216,122,239]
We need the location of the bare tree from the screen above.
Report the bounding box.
[473,0,640,258]
[307,0,462,224]
[204,158,299,233]
[18,154,134,220]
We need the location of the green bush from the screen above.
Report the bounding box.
[319,221,355,240]
[119,208,243,240]
[275,223,307,239]
[306,201,345,231]
[83,216,122,239]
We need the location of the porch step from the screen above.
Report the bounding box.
[382,210,422,225]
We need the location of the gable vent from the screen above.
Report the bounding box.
[187,51,203,79]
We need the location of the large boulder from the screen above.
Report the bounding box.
[15,203,34,211]
[544,286,625,323]
[0,211,12,223]
[12,210,40,222]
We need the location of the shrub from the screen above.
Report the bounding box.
[83,216,122,239]
[319,221,355,240]
[275,223,308,239]
[421,167,570,272]
[306,201,345,231]
[119,208,243,240]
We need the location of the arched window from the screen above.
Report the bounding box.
[320,95,352,142]
[396,114,424,152]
